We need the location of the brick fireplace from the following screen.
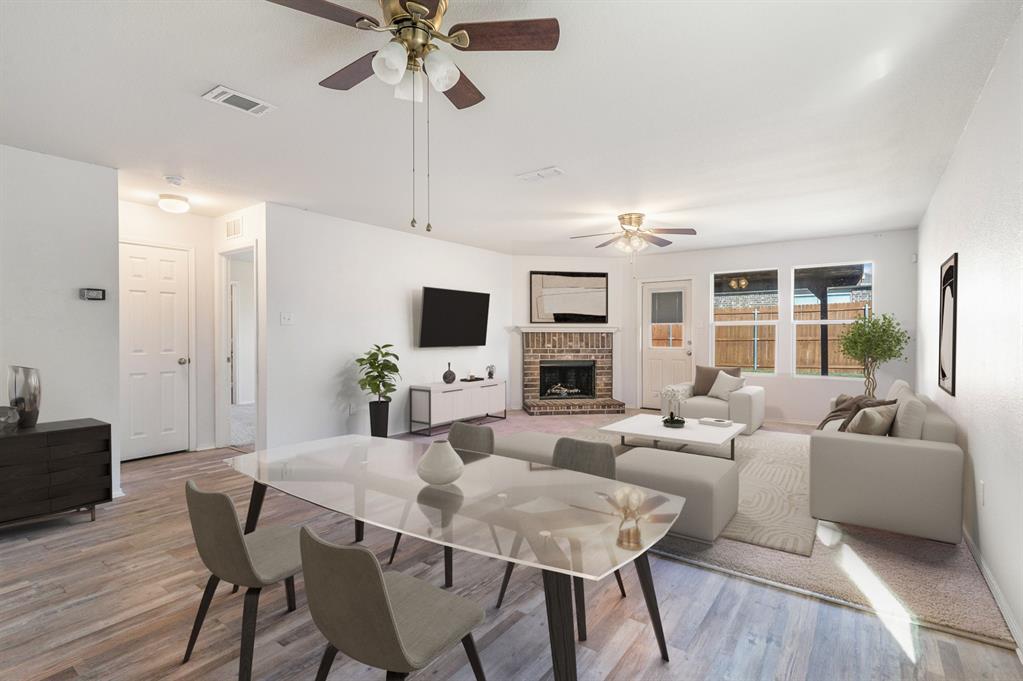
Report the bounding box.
[522,331,625,415]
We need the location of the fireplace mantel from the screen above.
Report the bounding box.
[516,325,620,333]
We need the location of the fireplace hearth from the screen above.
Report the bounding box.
[540,360,595,400]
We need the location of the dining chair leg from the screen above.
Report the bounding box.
[182,574,220,663]
[355,519,365,543]
[385,672,408,680]
[232,585,239,594]
[633,553,669,662]
[388,533,402,564]
[614,569,627,598]
[462,634,487,681]
[313,644,338,681]
[541,569,577,681]
[284,575,296,612]
[444,546,454,587]
[572,577,587,642]
[239,587,261,681]
[495,562,515,608]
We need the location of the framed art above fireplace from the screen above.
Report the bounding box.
[530,271,608,323]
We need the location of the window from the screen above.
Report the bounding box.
[792,263,873,377]
[650,290,684,347]
[712,270,778,373]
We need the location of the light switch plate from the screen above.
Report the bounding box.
[280,312,295,326]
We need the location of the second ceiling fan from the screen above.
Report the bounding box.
[268,0,560,109]
[572,213,697,253]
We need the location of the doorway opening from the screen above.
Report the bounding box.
[224,248,257,448]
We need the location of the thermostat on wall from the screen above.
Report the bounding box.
[79,288,106,301]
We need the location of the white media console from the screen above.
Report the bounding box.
[409,379,507,436]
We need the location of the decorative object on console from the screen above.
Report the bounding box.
[838,312,910,398]
[662,412,685,429]
[442,362,456,384]
[460,375,483,382]
[939,253,957,396]
[486,364,495,379]
[355,344,400,438]
[8,365,41,428]
[0,407,19,433]
[417,440,464,485]
[530,271,608,323]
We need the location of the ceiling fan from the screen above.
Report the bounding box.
[571,213,697,253]
[267,0,560,109]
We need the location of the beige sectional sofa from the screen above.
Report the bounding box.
[494,431,739,543]
[809,379,964,543]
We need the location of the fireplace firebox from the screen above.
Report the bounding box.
[539,360,596,400]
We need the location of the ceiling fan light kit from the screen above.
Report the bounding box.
[372,39,409,85]
[572,213,698,254]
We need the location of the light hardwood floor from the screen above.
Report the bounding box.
[1,444,1020,681]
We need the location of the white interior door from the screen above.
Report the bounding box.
[120,243,190,460]
[641,280,693,409]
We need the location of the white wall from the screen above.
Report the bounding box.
[227,256,256,404]
[623,230,919,421]
[508,256,630,409]
[263,203,512,448]
[0,145,122,492]
[118,200,216,449]
[915,12,1023,645]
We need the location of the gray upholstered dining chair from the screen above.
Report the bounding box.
[387,421,495,571]
[182,480,302,681]
[493,437,627,640]
[301,526,488,681]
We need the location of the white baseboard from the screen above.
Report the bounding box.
[963,527,1023,655]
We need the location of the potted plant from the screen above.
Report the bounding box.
[839,313,910,398]
[355,343,400,437]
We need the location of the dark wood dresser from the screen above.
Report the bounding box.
[0,419,112,526]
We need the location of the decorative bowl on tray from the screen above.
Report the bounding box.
[662,412,685,429]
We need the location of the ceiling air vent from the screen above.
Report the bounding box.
[225,217,243,239]
[515,166,565,182]
[202,85,275,117]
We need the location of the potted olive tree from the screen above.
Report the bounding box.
[840,313,910,397]
[355,343,400,437]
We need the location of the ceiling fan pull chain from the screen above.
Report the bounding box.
[410,89,416,229]
[426,79,432,233]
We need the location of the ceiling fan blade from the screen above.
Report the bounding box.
[595,236,621,248]
[648,227,698,235]
[641,233,672,247]
[447,18,560,51]
[266,0,378,27]
[319,52,376,90]
[443,69,485,109]
[569,232,619,239]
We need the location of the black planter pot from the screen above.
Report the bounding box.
[368,400,390,438]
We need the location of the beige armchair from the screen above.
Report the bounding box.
[660,382,765,434]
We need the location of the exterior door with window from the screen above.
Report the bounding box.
[119,243,190,460]
[641,280,693,409]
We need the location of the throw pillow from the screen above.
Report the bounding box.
[836,397,897,431]
[707,371,746,400]
[847,403,899,435]
[891,395,926,439]
[693,365,741,396]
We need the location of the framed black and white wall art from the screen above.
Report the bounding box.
[939,253,957,395]
[530,271,609,324]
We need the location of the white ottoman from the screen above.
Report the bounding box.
[617,447,739,542]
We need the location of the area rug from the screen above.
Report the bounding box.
[571,428,818,556]
[654,522,1015,647]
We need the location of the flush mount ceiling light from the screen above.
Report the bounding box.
[157,176,190,214]
[571,213,697,253]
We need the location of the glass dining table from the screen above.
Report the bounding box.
[224,434,685,681]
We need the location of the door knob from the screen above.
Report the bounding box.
[178,357,189,365]
[686,350,693,356]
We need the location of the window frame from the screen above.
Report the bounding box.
[710,268,779,375]
[648,288,687,350]
[790,260,875,380]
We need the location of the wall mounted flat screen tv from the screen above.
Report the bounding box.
[420,287,490,347]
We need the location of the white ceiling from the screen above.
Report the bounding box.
[2,0,1020,255]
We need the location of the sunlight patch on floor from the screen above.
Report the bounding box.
[839,544,917,662]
